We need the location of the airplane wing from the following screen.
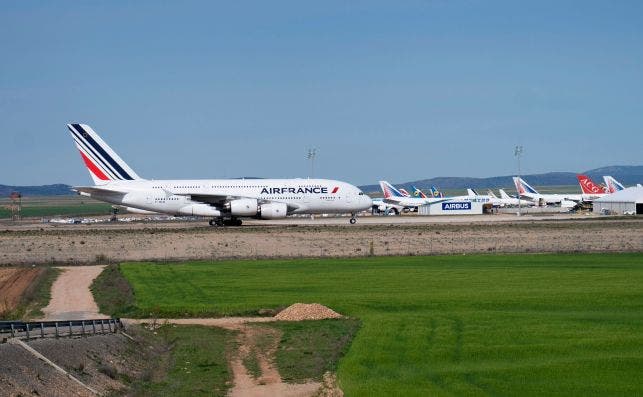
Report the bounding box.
[72,186,129,196]
[177,192,301,211]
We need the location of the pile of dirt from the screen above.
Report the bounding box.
[274,303,343,321]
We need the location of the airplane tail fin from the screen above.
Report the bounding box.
[467,188,478,197]
[577,174,604,195]
[67,124,142,185]
[430,186,443,198]
[603,176,625,193]
[379,181,405,199]
[513,177,538,195]
[499,189,512,199]
[411,185,427,198]
[487,190,498,198]
[398,188,411,197]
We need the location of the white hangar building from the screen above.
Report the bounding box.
[593,186,643,215]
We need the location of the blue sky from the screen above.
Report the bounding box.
[1,1,642,186]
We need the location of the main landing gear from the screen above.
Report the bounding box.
[349,213,357,224]
[209,217,242,226]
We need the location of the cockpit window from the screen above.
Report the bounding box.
[358,192,364,195]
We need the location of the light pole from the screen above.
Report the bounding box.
[307,148,317,178]
[514,145,523,216]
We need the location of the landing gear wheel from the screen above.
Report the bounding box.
[209,219,215,226]
[349,214,357,224]
[234,218,242,226]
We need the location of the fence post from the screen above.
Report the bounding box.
[10,324,15,338]
[69,321,72,337]
[40,323,44,338]
[81,321,85,337]
[25,324,30,340]
[92,320,96,335]
[55,322,59,338]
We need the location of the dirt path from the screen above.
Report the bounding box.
[125,317,324,397]
[41,265,108,320]
[0,267,44,315]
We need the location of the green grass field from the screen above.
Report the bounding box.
[0,195,112,218]
[117,254,643,396]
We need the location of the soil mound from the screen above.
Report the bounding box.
[274,303,343,321]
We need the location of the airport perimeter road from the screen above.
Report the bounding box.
[0,212,602,231]
[243,213,585,226]
[1,216,640,265]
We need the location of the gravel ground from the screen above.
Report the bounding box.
[0,217,640,265]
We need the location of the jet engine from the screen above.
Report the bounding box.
[177,204,222,217]
[259,202,288,219]
[225,198,258,216]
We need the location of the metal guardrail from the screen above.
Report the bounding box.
[0,318,123,341]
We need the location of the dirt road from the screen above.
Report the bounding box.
[0,267,44,315]
[40,265,108,320]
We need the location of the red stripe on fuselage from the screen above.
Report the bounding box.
[79,150,109,180]
[332,186,339,193]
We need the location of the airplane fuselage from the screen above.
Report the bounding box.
[85,178,371,217]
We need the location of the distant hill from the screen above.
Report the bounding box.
[0,184,73,197]
[2,165,641,197]
[359,165,643,193]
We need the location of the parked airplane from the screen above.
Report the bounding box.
[512,177,581,205]
[371,198,406,215]
[380,181,490,209]
[67,124,372,225]
[497,189,527,206]
[466,188,505,207]
[576,174,607,201]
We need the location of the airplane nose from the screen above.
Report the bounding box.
[363,195,373,208]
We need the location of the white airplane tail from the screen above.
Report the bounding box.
[467,188,479,197]
[67,124,142,185]
[499,189,512,199]
[487,190,498,198]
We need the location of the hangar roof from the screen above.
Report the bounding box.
[594,186,643,203]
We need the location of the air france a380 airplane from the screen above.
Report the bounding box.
[67,124,372,226]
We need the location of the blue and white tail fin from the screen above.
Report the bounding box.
[379,181,406,199]
[467,188,479,197]
[513,177,539,196]
[411,185,428,198]
[602,176,625,194]
[67,124,142,185]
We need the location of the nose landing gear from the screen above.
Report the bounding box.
[349,213,357,224]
